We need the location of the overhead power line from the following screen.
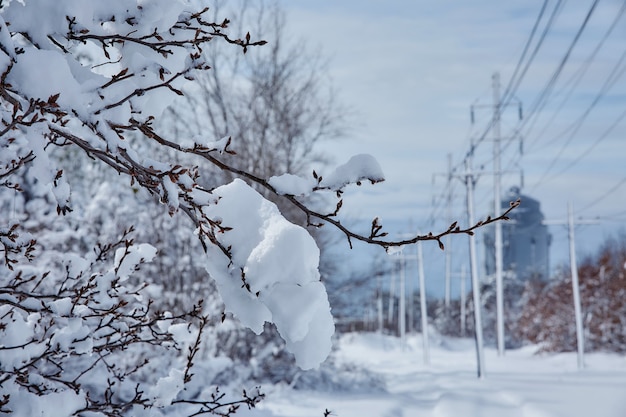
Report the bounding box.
[457,0,561,173]
[525,0,626,152]
[500,0,556,109]
[530,52,626,189]
[550,108,626,179]
[577,175,626,214]
[515,0,600,140]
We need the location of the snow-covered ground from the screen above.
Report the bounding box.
[250,332,626,417]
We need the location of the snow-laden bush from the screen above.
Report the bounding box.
[0,227,265,415]
[516,233,626,353]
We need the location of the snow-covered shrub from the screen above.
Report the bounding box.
[516,233,626,353]
[0,228,264,416]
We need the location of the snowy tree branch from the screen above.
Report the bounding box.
[134,121,521,251]
[0,2,520,413]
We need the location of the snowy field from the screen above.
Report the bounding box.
[249,332,626,417]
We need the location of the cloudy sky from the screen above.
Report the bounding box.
[275,0,625,293]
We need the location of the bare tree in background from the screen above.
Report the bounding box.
[163,0,348,286]
[166,0,346,188]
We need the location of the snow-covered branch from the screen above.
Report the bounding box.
[0,1,517,414]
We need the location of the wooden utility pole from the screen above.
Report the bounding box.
[387,266,396,327]
[432,153,456,311]
[544,204,599,369]
[417,240,430,365]
[492,72,505,356]
[445,153,453,309]
[459,264,467,337]
[393,249,430,364]
[465,156,485,378]
[398,254,405,345]
[469,73,522,356]
[377,272,384,333]
[568,202,585,369]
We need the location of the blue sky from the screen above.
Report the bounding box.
[276,1,626,297]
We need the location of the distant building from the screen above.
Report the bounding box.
[484,187,551,281]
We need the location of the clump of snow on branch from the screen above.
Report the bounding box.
[203,179,334,370]
[270,154,385,196]
[150,368,185,408]
[269,173,316,196]
[320,154,384,189]
[114,242,158,281]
